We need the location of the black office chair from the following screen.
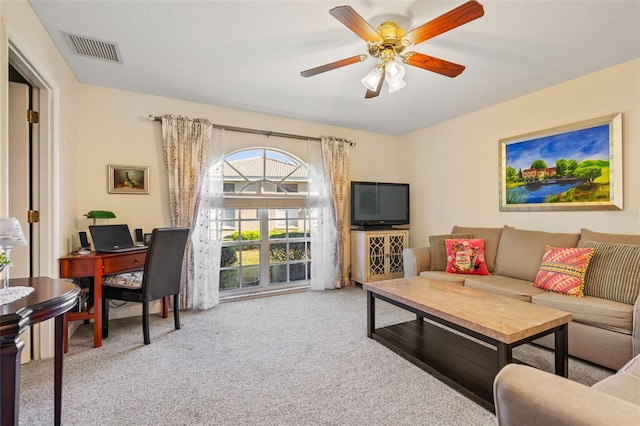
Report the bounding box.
[101,227,190,344]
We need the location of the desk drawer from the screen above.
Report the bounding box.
[59,257,95,278]
[103,252,146,274]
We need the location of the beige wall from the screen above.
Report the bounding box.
[5,0,639,348]
[73,85,399,319]
[75,84,400,241]
[1,0,79,358]
[75,84,399,314]
[399,59,640,248]
[8,0,638,270]
[1,0,78,274]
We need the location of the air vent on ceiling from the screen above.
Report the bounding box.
[66,33,122,64]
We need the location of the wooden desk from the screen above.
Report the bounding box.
[59,250,147,349]
[0,277,79,426]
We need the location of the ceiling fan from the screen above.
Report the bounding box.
[301,1,484,99]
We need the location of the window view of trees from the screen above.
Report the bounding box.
[219,226,311,290]
[218,149,312,296]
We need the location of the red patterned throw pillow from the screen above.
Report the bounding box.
[445,239,489,275]
[533,246,595,297]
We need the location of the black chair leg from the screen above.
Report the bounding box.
[142,302,150,345]
[173,294,180,330]
[102,297,109,338]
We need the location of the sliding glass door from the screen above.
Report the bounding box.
[219,208,313,296]
[219,148,312,297]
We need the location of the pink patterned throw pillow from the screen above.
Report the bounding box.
[532,246,595,297]
[445,239,489,275]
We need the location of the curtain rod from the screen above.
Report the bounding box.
[148,115,355,146]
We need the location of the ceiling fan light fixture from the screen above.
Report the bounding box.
[385,62,405,79]
[301,3,485,98]
[387,76,406,93]
[361,65,384,91]
[385,62,406,93]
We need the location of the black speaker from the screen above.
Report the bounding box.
[135,228,144,243]
[79,231,90,249]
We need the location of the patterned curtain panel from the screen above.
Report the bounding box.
[192,128,224,309]
[161,115,222,309]
[308,137,351,289]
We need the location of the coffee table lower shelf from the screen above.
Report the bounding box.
[372,319,520,411]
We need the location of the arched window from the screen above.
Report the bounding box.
[218,148,313,298]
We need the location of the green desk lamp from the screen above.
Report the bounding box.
[85,210,116,225]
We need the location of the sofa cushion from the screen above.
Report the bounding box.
[451,226,504,272]
[428,233,472,271]
[619,353,640,378]
[531,291,633,334]
[493,227,580,282]
[591,356,640,405]
[419,270,466,284]
[463,275,547,302]
[578,228,640,247]
[493,360,640,426]
[403,246,430,277]
[444,238,489,275]
[592,374,640,407]
[532,246,595,297]
[580,241,640,305]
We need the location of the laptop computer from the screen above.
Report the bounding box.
[89,224,147,253]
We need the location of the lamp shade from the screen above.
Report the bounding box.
[385,62,405,79]
[387,78,406,93]
[86,210,116,219]
[361,66,384,92]
[0,217,27,246]
[385,62,406,93]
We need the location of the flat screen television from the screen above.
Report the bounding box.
[350,181,410,229]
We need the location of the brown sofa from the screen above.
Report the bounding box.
[403,226,640,370]
[493,353,640,425]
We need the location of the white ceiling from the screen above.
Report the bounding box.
[27,1,640,136]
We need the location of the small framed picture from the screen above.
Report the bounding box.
[108,165,149,194]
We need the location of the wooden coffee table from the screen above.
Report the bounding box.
[364,276,572,411]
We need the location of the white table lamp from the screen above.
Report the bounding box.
[0,217,27,291]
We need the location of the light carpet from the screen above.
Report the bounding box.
[19,285,613,425]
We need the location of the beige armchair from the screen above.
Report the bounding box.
[493,355,640,425]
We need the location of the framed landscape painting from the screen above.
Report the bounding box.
[499,113,622,212]
[108,165,149,194]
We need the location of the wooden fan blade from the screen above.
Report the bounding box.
[301,55,366,78]
[330,5,382,43]
[365,65,385,99]
[403,52,465,78]
[405,0,484,45]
